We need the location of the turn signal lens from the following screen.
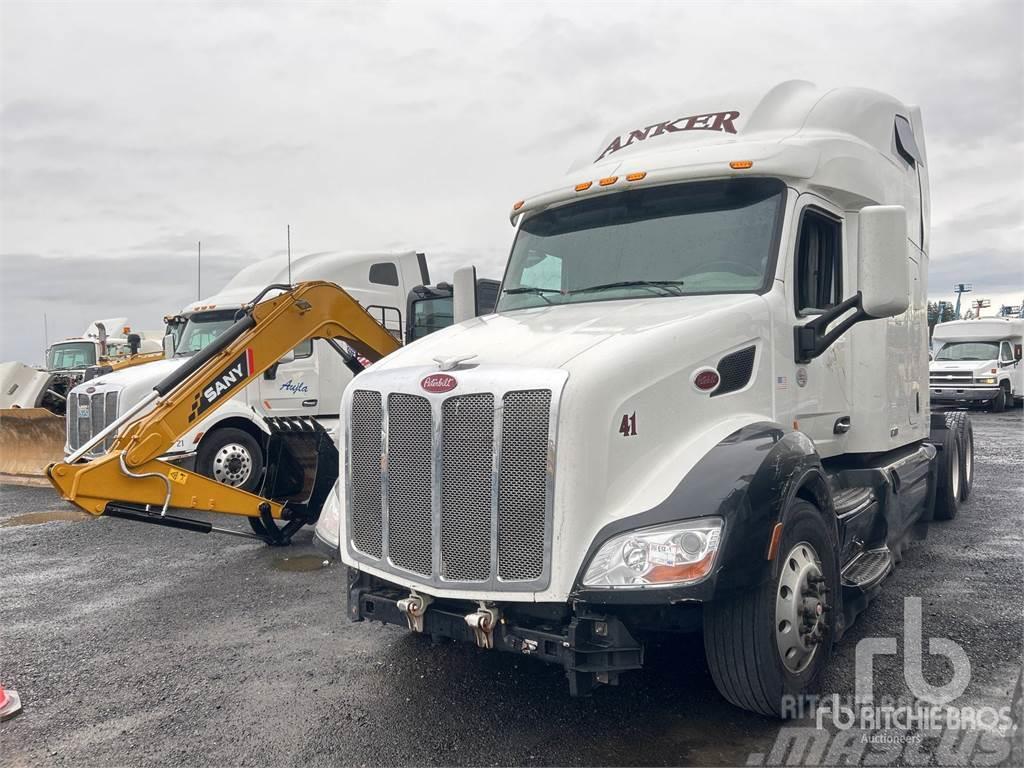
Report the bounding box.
[729,160,754,169]
[574,181,593,192]
[694,369,720,391]
[626,171,647,181]
[598,176,618,186]
[512,200,525,210]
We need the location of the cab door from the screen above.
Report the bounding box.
[789,195,853,458]
[256,339,319,418]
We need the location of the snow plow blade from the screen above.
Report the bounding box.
[0,407,66,481]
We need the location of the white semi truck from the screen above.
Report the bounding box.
[316,81,974,715]
[929,318,1023,411]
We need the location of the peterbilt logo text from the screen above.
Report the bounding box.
[595,110,740,162]
[421,374,457,393]
[191,348,254,420]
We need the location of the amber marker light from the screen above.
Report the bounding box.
[729,160,754,170]
[512,200,525,210]
[598,176,619,186]
[574,181,593,192]
[626,171,647,181]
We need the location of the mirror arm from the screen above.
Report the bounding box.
[794,293,867,364]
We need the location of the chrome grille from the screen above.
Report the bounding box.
[929,372,972,384]
[385,394,433,576]
[497,390,550,581]
[441,394,494,581]
[345,371,561,591]
[67,389,120,454]
[349,391,383,558]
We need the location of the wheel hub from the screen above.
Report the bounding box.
[212,443,252,487]
[775,542,830,673]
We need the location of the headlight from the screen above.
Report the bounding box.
[581,518,723,588]
[975,377,997,385]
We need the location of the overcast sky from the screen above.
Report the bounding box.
[1,0,1021,363]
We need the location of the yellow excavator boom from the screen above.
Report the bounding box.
[46,281,400,542]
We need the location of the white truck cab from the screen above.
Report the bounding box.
[65,251,429,489]
[929,318,1023,411]
[320,81,974,715]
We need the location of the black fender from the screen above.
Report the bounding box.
[573,422,836,605]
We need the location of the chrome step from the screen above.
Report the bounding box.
[833,487,875,517]
[841,547,893,589]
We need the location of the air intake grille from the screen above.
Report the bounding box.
[386,394,434,576]
[349,390,383,558]
[67,390,120,454]
[441,394,494,581]
[497,390,551,581]
[713,346,756,397]
[346,378,557,590]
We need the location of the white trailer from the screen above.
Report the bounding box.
[317,81,973,715]
[930,318,1023,410]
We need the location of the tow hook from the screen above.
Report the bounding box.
[396,591,433,633]
[464,602,500,649]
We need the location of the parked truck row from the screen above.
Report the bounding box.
[46,80,988,717]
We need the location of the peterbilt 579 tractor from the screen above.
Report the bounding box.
[315,81,974,715]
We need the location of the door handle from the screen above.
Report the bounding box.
[302,399,318,408]
[833,416,851,434]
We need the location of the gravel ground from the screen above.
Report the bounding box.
[1,410,1021,767]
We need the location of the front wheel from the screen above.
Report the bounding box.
[991,387,1007,413]
[703,501,838,717]
[195,427,265,494]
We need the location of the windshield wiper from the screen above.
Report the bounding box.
[570,279,686,296]
[502,286,560,304]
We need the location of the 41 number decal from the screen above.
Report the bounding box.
[618,411,637,437]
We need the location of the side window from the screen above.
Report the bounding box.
[1000,341,1013,362]
[292,338,313,359]
[369,262,399,286]
[795,208,842,314]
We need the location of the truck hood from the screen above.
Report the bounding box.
[85,357,186,390]
[373,293,760,371]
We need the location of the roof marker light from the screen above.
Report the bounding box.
[513,200,525,210]
[598,176,618,187]
[626,171,647,181]
[574,181,593,192]
[729,160,754,170]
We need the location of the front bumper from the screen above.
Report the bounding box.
[929,387,999,403]
[348,571,646,696]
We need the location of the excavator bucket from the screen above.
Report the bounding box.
[0,408,66,482]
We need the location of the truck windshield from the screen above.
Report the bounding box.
[934,341,1000,361]
[174,310,239,356]
[497,178,784,311]
[47,342,97,370]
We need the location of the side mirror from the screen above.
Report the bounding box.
[162,334,175,358]
[858,205,910,318]
[1015,344,1022,362]
[452,266,478,323]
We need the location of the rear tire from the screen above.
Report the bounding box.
[944,412,973,502]
[933,426,962,520]
[703,501,838,717]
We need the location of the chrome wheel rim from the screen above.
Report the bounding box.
[963,431,973,487]
[212,443,252,487]
[950,438,960,499]
[775,542,829,674]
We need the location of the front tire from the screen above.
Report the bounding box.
[991,387,1007,413]
[703,501,838,717]
[933,425,962,520]
[944,411,973,502]
[195,427,265,494]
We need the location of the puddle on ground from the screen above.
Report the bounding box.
[271,554,331,572]
[1,509,93,527]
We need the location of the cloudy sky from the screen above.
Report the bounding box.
[1,0,1021,363]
